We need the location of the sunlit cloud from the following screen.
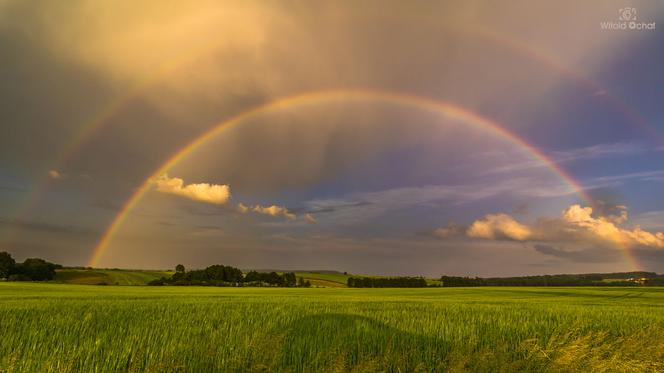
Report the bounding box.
[155,174,230,205]
[448,204,664,249]
[49,170,64,179]
[304,213,317,224]
[467,214,532,241]
[23,1,269,83]
[252,205,296,220]
[237,203,249,213]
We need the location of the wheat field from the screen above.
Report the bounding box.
[1,283,663,372]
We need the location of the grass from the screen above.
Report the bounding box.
[1,284,664,372]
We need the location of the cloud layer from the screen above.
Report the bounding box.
[155,174,230,205]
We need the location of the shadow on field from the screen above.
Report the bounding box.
[278,313,448,372]
[274,313,664,373]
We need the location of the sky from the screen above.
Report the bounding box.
[1,0,663,276]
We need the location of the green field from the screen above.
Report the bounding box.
[54,269,174,285]
[1,284,663,372]
[294,272,350,287]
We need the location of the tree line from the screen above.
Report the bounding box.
[439,274,649,287]
[148,264,311,287]
[347,276,428,288]
[0,252,61,281]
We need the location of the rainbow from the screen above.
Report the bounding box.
[86,89,639,270]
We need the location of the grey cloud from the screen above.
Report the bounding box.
[0,219,97,236]
[485,142,649,175]
[0,185,27,193]
[533,244,621,263]
[302,176,578,225]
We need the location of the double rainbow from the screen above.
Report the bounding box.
[86,89,639,270]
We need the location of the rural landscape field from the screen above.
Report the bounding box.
[2,282,664,372]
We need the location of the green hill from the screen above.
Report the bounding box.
[295,272,351,287]
[55,269,173,285]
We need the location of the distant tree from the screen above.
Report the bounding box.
[245,271,260,283]
[17,258,57,281]
[205,265,226,281]
[282,272,296,287]
[0,251,16,279]
[163,264,303,287]
[175,264,185,274]
[347,276,427,288]
[265,272,282,285]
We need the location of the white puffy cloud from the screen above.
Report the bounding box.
[556,205,662,248]
[153,177,299,222]
[454,204,664,249]
[155,174,230,205]
[466,214,532,241]
[252,205,296,220]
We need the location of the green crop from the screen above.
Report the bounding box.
[1,284,663,372]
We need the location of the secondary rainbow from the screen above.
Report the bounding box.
[4,39,224,244]
[87,89,639,270]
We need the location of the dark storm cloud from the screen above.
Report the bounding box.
[0,219,98,236]
[0,0,635,188]
[0,11,115,178]
[301,201,373,215]
[91,199,123,212]
[0,185,27,193]
[633,249,664,272]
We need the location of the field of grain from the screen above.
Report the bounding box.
[1,284,663,372]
